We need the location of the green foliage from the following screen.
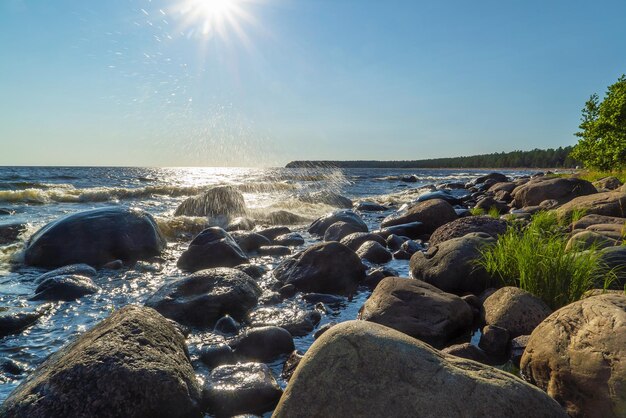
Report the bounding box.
[571,75,626,170]
[574,168,626,184]
[469,207,501,219]
[478,211,615,309]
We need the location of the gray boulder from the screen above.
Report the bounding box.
[381,199,457,234]
[482,287,552,338]
[429,216,507,246]
[308,210,367,236]
[177,227,248,272]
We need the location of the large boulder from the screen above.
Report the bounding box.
[356,241,392,264]
[24,207,166,268]
[511,177,596,208]
[593,176,623,191]
[323,221,368,242]
[0,306,202,418]
[557,191,626,220]
[339,232,386,251]
[599,246,626,289]
[571,214,626,230]
[174,185,247,217]
[381,199,457,233]
[273,320,567,418]
[273,242,366,294]
[177,227,248,272]
[410,232,495,295]
[482,287,553,338]
[145,268,261,327]
[308,210,367,236]
[358,277,473,347]
[429,216,508,246]
[232,326,294,362]
[30,275,99,301]
[521,294,626,418]
[0,308,48,339]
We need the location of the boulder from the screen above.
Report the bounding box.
[31,275,99,301]
[33,263,97,284]
[255,226,291,242]
[266,210,307,225]
[273,242,366,294]
[203,363,282,417]
[410,232,495,295]
[24,207,166,268]
[363,267,399,289]
[145,268,261,327]
[416,190,463,205]
[356,241,392,264]
[381,199,457,233]
[441,342,490,364]
[482,287,553,338]
[214,315,241,335]
[177,227,248,272]
[565,230,618,251]
[225,217,256,232]
[376,222,425,239]
[474,172,509,185]
[354,201,388,212]
[521,294,626,418]
[571,214,626,230]
[273,233,305,247]
[247,307,321,337]
[509,335,530,368]
[512,177,596,208]
[235,264,266,280]
[598,246,626,289]
[557,191,626,220]
[593,176,623,191]
[0,222,26,245]
[273,320,567,418]
[233,326,294,362]
[0,306,202,418]
[230,231,272,253]
[257,245,291,257]
[281,350,304,382]
[323,221,368,242]
[489,182,516,193]
[0,308,48,339]
[478,325,510,358]
[339,232,386,251]
[429,216,508,246]
[199,343,236,369]
[474,197,509,214]
[174,185,246,217]
[358,277,473,347]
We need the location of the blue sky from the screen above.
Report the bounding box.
[1,0,625,166]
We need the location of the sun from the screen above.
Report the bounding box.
[176,0,252,39]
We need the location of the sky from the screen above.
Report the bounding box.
[1,0,625,167]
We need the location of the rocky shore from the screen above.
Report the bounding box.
[1,172,625,417]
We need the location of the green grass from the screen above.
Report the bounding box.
[469,206,501,219]
[574,169,626,184]
[478,211,616,309]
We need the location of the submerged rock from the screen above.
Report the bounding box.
[24,207,166,269]
[0,306,203,418]
[0,308,48,339]
[30,274,99,301]
[273,321,567,418]
[145,268,261,327]
[273,242,366,295]
[521,294,626,418]
[358,277,473,348]
[247,307,321,337]
[33,263,97,284]
[174,185,247,217]
[177,227,248,272]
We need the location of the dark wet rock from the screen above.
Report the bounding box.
[248,307,321,337]
[593,176,623,191]
[214,315,241,336]
[461,294,482,311]
[266,210,307,225]
[385,233,407,251]
[301,293,344,305]
[362,267,399,289]
[478,325,510,358]
[203,362,282,417]
[0,358,26,376]
[400,239,422,255]
[174,185,247,217]
[273,320,567,418]
[441,343,490,364]
[199,343,237,369]
[102,259,123,270]
[521,294,626,418]
[557,191,626,220]
[356,241,392,264]
[494,189,512,202]
[0,306,202,418]
[354,201,388,212]
[381,199,457,234]
[0,309,47,339]
[400,175,418,183]
[339,232,386,251]
[281,350,304,382]
[308,210,367,236]
[31,275,99,302]
[299,191,353,208]
[376,221,425,239]
[359,277,473,348]
[235,264,267,280]
[230,231,272,253]
[488,182,516,193]
[410,232,495,295]
[233,326,294,362]
[392,249,411,260]
[278,284,297,298]
[429,216,508,246]
[439,182,466,189]
[273,232,304,247]
[259,291,282,305]
[512,177,596,208]
[474,197,509,214]
[273,242,366,295]
[323,221,368,242]
[509,335,530,368]
[177,227,248,272]
[255,226,291,242]
[482,287,552,338]
[257,245,291,257]
[599,246,626,289]
[474,172,509,185]
[24,207,166,269]
[0,208,13,216]
[0,222,26,244]
[416,190,463,205]
[226,217,256,232]
[145,268,261,327]
[313,322,336,339]
[34,263,97,284]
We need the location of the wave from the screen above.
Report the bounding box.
[155,216,209,240]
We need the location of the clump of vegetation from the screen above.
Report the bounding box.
[478,211,616,309]
[571,74,626,171]
[469,207,501,219]
[575,169,626,184]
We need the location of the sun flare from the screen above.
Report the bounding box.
[177,0,252,39]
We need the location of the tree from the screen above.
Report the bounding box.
[571,75,626,170]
